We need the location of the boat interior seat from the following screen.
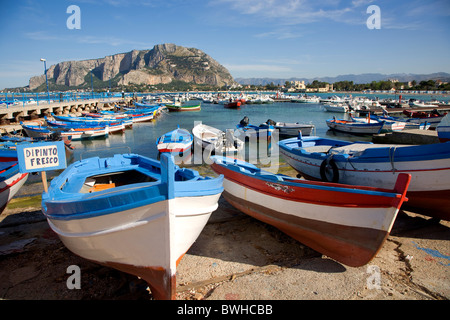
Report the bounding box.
[300,145,333,154]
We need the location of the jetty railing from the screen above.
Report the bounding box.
[0,92,135,108]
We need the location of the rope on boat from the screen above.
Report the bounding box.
[389,146,397,174]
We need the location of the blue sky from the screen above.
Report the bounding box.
[1,0,449,89]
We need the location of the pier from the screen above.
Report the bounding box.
[0,98,124,124]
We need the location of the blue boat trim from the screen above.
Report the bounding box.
[42,153,223,221]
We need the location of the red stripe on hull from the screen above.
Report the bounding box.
[211,163,407,209]
[158,148,191,153]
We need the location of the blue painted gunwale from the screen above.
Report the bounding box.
[279,135,450,164]
[0,148,23,185]
[42,153,223,221]
[156,127,193,145]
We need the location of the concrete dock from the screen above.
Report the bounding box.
[0,97,123,125]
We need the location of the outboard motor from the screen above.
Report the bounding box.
[240,116,249,126]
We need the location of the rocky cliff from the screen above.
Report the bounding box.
[29,43,236,90]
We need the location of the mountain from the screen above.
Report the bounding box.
[29,43,236,90]
[236,72,450,86]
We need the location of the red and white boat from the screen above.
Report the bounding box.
[210,156,411,267]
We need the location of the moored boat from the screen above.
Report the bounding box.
[41,153,223,300]
[437,114,450,142]
[22,122,109,141]
[224,100,241,109]
[278,134,450,220]
[402,109,447,128]
[259,119,315,137]
[192,123,244,154]
[323,103,349,113]
[326,116,385,135]
[210,156,411,267]
[166,103,201,112]
[0,147,29,214]
[156,127,193,154]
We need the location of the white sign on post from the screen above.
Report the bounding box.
[16,141,67,192]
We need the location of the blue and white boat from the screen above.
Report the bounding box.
[46,119,125,134]
[437,114,450,143]
[326,116,385,135]
[21,122,109,141]
[156,126,193,154]
[279,134,450,220]
[0,147,28,214]
[41,153,223,300]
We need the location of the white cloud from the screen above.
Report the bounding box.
[213,0,359,24]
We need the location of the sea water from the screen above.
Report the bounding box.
[68,101,355,166]
[68,91,449,166]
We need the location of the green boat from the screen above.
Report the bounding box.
[166,103,201,112]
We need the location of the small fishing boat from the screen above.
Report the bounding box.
[192,123,244,154]
[210,156,410,267]
[41,153,223,299]
[349,115,406,132]
[156,127,193,154]
[124,109,157,123]
[46,119,125,134]
[259,119,315,137]
[21,123,109,141]
[166,102,201,112]
[437,114,450,142]
[236,116,274,140]
[323,103,349,113]
[326,116,385,135]
[224,100,241,109]
[402,109,447,129]
[0,147,29,214]
[278,134,450,220]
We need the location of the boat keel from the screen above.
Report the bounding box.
[104,261,176,300]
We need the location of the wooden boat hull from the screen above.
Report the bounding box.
[166,104,201,112]
[46,193,220,299]
[279,136,450,220]
[437,114,450,142]
[22,123,109,141]
[326,118,384,134]
[437,126,450,142]
[271,123,315,137]
[210,156,410,267]
[41,153,223,299]
[0,157,28,214]
[157,128,193,154]
[192,124,244,154]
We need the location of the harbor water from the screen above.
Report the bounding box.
[19,91,450,190]
[70,100,361,164]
